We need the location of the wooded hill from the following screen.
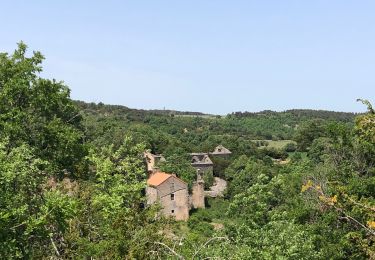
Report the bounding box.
[1,43,374,259]
[75,100,356,153]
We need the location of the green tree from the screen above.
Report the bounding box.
[65,136,164,258]
[225,156,276,197]
[0,141,77,258]
[284,142,297,152]
[300,103,375,258]
[0,42,86,173]
[355,99,375,144]
[294,119,326,151]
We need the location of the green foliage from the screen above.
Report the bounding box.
[259,146,288,160]
[159,149,196,189]
[228,220,321,259]
[228,174,280,227]
[1,43,373,259]
[64,136,165,258]
[211,156,231,178]
[76,100,354,156]
[202,169,215,189]
[293,119,327,151]
[355,100,375,144]
[0,141,77,258]
[0,42,86,173]
[284,141,297,152]
[89,136,147,218]
[225,156,277,198]
[188,210,214,236]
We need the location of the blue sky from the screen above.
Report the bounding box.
[1,1,374,114]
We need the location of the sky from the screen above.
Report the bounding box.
[1,1,374,114]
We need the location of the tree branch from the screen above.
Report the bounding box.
[154,242,184,259]
[193,237,229,259]
[50,236,61,257]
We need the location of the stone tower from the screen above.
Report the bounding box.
[192,169,205,209]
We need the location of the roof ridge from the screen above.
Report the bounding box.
[147,172,186,186]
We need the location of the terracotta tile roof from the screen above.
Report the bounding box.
[147,172,172,187]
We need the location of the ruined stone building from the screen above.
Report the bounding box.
[146,172,189,221]
[144,146,231,221]
[144,151,166,174]
[191,170,205,209]
[210,145,232,157]
[190,153,214,174]
[189,145,231,173]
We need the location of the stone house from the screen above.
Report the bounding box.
[210,145,232,157]
[144,151,166,174]
[145,147,231,220]
[146,172,189,221]
[190,153,214,174]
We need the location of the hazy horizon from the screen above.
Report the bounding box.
[1,1,374,114]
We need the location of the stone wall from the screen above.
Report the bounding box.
[160,188,189,221]
[192,165,213,175]
[191,180,205,209]
[149,176,189,221]
[146,186,158,205]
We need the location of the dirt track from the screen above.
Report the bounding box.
[205,177,227,198]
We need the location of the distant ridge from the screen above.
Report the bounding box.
[74,100,211,117]
[230,109,357,122]
[74,100,357,122]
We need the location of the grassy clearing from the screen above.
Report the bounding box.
[252,139,296,149]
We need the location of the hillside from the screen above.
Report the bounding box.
[1,44,374,259]
[75,100,356,154]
